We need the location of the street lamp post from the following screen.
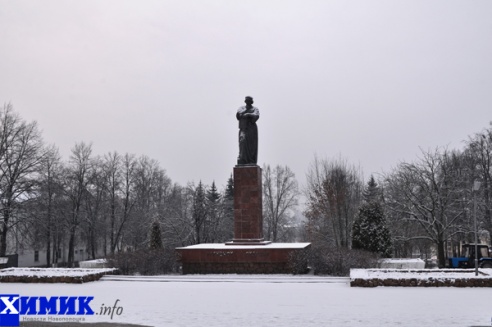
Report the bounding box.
[473,181,481,276]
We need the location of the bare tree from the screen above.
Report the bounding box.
[466,124,492,245]
[0,104,45,256]
[384,148,469,267]
[100,151,122,255]
[83,156,107,260]
[36,145,64,266]
[112,153,137,252]
[161,183,194,247]
[62,142,93,266]
[124,155,169,250]
[305,156,363,248]
[263,164,299,242]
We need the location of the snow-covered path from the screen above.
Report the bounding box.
[1,275,491,327]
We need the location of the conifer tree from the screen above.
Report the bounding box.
[191,181,207,244]
[352,177,392,257]
[225,175,234,200]
[363,175,381,203]
[149,220,163,249]
[221,175,234,241]
[207,181,221,204]
[206,181,221,242]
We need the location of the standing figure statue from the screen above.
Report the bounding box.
[237,96,259,165]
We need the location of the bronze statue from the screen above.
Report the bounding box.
[237,96,259,165]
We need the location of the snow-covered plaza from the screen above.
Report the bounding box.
[2,275,491,327]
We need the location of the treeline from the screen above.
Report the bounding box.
[2,102,491,270]
[303,123,492,268]
[0,104,237,267]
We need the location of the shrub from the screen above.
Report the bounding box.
[310,243,378,276]
[288,247,311,275]
[107,247,179,275]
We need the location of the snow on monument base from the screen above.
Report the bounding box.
[176,243,311,274]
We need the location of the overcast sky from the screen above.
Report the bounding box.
[1,1,491,191]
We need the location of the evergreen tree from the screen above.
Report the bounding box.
[206,181,221,242]
[221,175,234,242]
[352,177,392,257]
[225,174,234,200]
[191,181,207,244]
[207,181,221,204]
[363,175,381,203]
[149,220,163,249]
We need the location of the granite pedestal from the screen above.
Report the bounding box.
[176,243,311,274]
[176,165,311,274]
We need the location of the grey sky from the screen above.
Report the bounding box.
[1,1,491,191]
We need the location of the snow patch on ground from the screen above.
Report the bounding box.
[0,267,116,277]
[351,268,492,280]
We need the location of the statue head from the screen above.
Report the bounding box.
[245,96,254,105]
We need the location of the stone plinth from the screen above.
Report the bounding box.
[230,165,266,244]
[175,163,311,274]
[176,243,311,274]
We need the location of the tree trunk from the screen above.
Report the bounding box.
[437,239,446,268]
[45,201,52,267]
[0,208,10,257]
[110,201,115,255]
[46,230,51,267]
[90,227,96,260]
[68,227,76,267]
[0,223,7,257]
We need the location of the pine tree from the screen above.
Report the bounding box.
[221,175,234,242]
[207,181,221,204]
[225,174,234,200]
[352,177,392,257]
[363,175,381,203]
[149,220,163,250]
[206,181,221,242]
[192,181,207,244]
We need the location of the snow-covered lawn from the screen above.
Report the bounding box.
[1,274,492,327]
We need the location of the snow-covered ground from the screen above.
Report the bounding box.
[1,274,492,327]
[0,267,115,278]
[351,268,492,280]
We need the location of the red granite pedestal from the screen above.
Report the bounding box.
[227,165,270,245]
[176,165,311,274]
[176,242,311,274]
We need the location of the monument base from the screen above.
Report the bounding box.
[176,243,311,274]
